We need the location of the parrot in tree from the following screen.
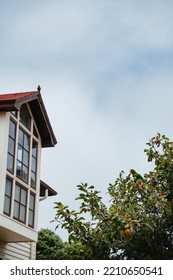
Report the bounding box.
[130,169,143,181]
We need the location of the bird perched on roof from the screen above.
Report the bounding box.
[37,85,41,92]
[130,169,143,181]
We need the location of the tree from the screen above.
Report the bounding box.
[36,228,65,260]
[54,134,173,259]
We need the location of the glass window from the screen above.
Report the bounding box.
[21,188,27,204]
[18,129,23,145]
[28,193,35,228]
[33,125,38,138]
[19,205,26,221]
[31,140,38,189]
[13,201,19,218]
[6,105,39,229]
[7,154,14,173]
[7,120,16,173]
[19,104,31,130]
[15,185,20,201]
[3,178,12,216]
[9,120,16,138]
[24,134,30,151]
[32,140,37,157]
[13,185,27,223]
[11,111,17,117]
[8,137,15,155]
[16,128,30,183]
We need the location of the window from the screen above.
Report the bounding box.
[31,140,38,189]
[28,193,35,227]
[33,124,38,138]
[3,178,12,216]
[4,105,39,229]
[13,185,27,223]
[16,128,30,183]
[7,120,16,173]
[11,111,17,117]
[19,104,31,130]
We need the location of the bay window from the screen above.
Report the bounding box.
[4,104,38,229]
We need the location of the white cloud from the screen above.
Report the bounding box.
[1,0,173,240]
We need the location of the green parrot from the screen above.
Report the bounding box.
[37,85,41,92]
[130,169,143,181]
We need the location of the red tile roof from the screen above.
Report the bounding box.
[0,90,57,147]
[0,91,36,101]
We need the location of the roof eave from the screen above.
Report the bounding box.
[29,94,57,147]
[40,180,57,197]
[0,91,57,148]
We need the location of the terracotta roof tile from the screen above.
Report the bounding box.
[0,91,36,101]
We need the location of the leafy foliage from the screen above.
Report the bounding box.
[36,228,65,260]
[54,134,173,259]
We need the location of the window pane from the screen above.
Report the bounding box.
[13,185,27,223]
[18,129,23,145]
[8,138,15,155]
[28,210,34,227]
[5,179,12,196]
[11,111,17,117]
[13,201,19,219]
[7,154,14,173]
[33,125,38,138]
[15,185,20,201]
[24,133,30,151]
[21,188,26,205]
[23,150,29,166]
[19,205,26,222]
[29,194,35,210]
[31,157,36,172]
[17,145,23,161]
[7,120,16,174]
[31,171,36,188]
[20,104,31,130]
[32,141,37,157]
[17,128,30,183]
[22,165,28,182]
[3,197,11,215]
[9,120,16,138]
[16,161,22,178]
[29,194,35,227]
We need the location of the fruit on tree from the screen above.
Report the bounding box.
[124,228,132,235]
[155,138,160,145]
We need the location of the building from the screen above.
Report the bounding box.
[0,89,57,260]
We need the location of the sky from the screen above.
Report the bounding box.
[1,0,173,241]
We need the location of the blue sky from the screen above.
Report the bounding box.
[1,0,173,240]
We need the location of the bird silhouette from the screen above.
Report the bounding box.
[37,85,41,92]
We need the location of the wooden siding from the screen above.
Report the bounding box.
[0,242,36,260]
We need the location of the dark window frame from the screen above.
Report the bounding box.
[7,119,16,174]
[16,127,30,183]
[3,177,13,216]
[28,192,35,228]
[19,104,31,130]
[31,140,38,189]
[5,109,38,229]
[13,184,27,224]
